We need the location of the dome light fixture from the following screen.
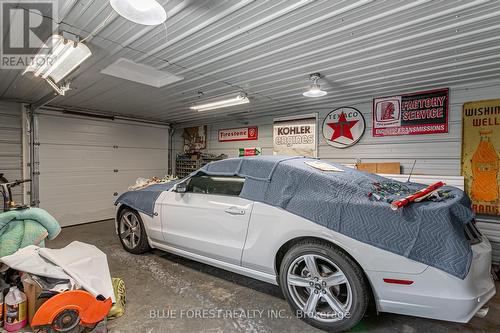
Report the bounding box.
[303,73,327,98]
[110,0,167,25]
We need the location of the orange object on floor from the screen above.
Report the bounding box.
[31,290,112,332]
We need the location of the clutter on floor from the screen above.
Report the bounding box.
[0,208,61,257]
[0,176,31,213]
[107,278,126,320]
[128,175,178,191]
[30,290,112,332]
[0,238,125,332]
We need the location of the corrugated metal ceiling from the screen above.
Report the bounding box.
[1,0,500,125]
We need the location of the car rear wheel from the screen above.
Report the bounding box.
[279,240,369,332]
[118,208,151,254]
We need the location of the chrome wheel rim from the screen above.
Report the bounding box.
[287,254,352,323]
[120,212,141,249]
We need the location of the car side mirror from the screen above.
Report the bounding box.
[174,182,187,193]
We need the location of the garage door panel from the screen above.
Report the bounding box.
[40,167,133,226]
[38,113,169,226]
[0,115,22,128]
[39,116,123,145]
[0,127,21,141]
[0,141,22,155]
[114,147,169,171]
[39,145,116,171]
[39,115,168,149]
[113,125,168,148]
[0,102,23,207]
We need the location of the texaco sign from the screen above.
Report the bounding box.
[322,107,366,148]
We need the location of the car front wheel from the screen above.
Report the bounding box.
[118,208,151,254]
[279,240,369,332]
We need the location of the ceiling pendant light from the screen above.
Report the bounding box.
[110,0,167,25]
[303,73,327,98]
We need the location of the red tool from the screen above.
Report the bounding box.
[391,181,445,210]
[31,290,112,333]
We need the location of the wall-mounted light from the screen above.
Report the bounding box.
[303,73,327,98]
[110,0,167,25]
[23,34,92,95]
[190,93,250,112]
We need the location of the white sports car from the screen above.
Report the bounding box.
[115,157,495,332]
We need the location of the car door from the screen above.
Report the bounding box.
[160,173,253,266]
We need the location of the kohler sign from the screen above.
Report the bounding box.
[273,114,318,158]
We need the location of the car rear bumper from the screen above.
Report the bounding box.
[369,237,496,323]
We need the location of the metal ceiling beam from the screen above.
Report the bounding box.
[169,70,500,123]
[146,10,500,111]
[162,0,491,100]
[158,0,331,67]
[135,0,255,62]
[78,21,500,119]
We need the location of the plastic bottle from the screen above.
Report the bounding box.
[0,289,4,327]
[3,286,27,332]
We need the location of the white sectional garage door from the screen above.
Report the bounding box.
[37,113,169,226]
[0,102,23,205]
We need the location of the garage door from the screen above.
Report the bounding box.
[0,101,23,205]
[37,112,169,226]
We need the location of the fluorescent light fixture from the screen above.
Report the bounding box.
[101,58,183,88]
[110,0,167,25]
[24,35,92,84]
[190,93,250,112]
[303,73,327,98]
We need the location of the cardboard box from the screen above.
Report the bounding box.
[357,162,401,174]
[21,275,46,324]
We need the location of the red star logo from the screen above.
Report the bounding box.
[327,112,359,141]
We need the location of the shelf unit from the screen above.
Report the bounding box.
[175,153,227,178]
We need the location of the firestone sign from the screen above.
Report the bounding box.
[218,126,258,142]
[322,107,366,149]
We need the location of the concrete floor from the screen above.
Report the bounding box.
[48,220,500,333]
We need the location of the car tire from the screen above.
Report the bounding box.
[118,208,151,254]
[279,240,369,332]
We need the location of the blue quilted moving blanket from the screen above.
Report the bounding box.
[115,181,181,216]
[118,156,474,279]
[201,156,473,279]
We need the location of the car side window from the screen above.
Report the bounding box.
[187,174,245,196]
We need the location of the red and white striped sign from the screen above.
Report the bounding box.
[218,126,258,142]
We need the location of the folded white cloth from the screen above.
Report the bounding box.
[0,245,70,280]
[39,241,115,302]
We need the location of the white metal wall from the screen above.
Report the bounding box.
[174,82,500,263]
[37,112,169,226]
[0,101,23,204]
[175,83,500,175]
